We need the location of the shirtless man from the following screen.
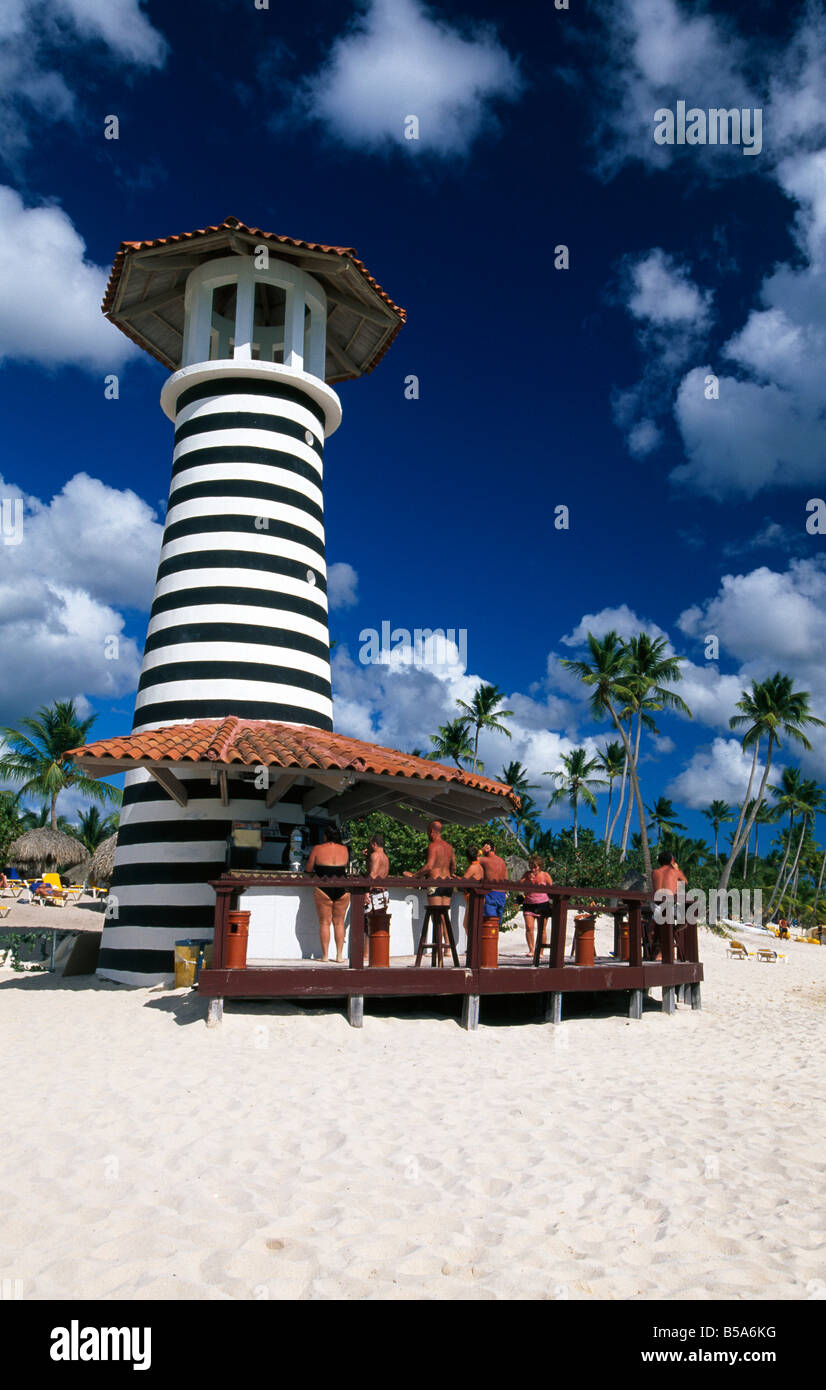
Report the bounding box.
[651,850,688,959]
[404,820,456,907]
[480,838,508,921]
[364,833,391,962]
[366,833,390,881]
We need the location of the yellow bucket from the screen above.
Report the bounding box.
[174,941,205,988]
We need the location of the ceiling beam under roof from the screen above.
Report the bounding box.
[382,804,431,832]
[331,787,404,821]
[129,252,203,269]
[120,285,186,320]
[149,767,189,807]
[265,771,299,808]
[303,772,356,810]
[325,335,361,377]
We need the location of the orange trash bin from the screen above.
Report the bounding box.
[573,913,596,967]
[480,917,499,968]
[368,911,391,967]
[226,910,250,969]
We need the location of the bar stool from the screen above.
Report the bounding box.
[415,905,460,967]
[531,905,555,967]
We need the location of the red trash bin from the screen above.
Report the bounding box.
[226,910,250,969]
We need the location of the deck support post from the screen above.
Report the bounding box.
[676,982,686,1004]
[628,989,643,1020]
[544,991,563,1024]
[206,997,223,1029]
[462,994,480,1031]
[347,996,364,1029]
[662,986,676,1015]
[689,982,702,1010]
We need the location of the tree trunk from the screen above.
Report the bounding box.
[723,745,756,884]
[766,814,795,918]
[603,781,613,848]
[778,818,807,915]
[607,701,652,886]
[607,751,628,846]
[50,793,58,831]
[810,846,826,931]
[714,825,719,863]
[719,737,774,894]
[573,791,579,850]
[620,713,642,861]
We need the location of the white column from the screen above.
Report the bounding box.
[284,287,306,372]
[233,265,255,361]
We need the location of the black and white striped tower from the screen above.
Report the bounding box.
[96,219,404,983]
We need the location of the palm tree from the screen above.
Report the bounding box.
[74,805,120,854]
[18,802,76,834]
[597,742,625,848]
[645,796,685,845]
[499,760,537,802]
[702,800,734,864]
[0,700,122,831]
[559,631,690,885]
[772,780,824,918]
[718,674,826,894]
[546,748,605,849]
[456,684,513,773]
[765,767,807,913]
[428,718,475,769]
[661,831,709,875]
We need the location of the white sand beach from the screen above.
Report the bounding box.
[1,922,824,1301]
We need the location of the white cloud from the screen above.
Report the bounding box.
[627,418,661,457]
[54,0,167,65]
[627,248,712,328]
[327,561,359,610]
[0,471,162,723]
[297,0,523,157]
[667,737,776,809]
[560,604,667,647]
[677,559,826,777]
[0,0,167,159]
[586,0,755,177]
[0,187,139,370]
[591,7,826,498]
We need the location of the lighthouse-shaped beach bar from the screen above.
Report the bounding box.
[70,217,520,989]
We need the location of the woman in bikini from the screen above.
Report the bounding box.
[520,854,553,957]
[306,825,351,962]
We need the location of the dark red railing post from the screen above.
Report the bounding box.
[465,888,482,969]
[349,888,366,968]
[551,896,568,968]
[627,901,643,968]
[213,883,233,969]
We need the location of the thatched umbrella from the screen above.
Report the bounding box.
[63,854,94,884]
[7,827,88,875]
[89,833,118,888]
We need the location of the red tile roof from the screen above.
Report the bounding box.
[102,215,406,375]
[68,718,519,809]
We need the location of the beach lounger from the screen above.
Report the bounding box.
[727,941,749,958]
[0,905,10,919]
[41,874,71,908]
[756,948,778,962]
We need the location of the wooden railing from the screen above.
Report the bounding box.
[207,874,700,971]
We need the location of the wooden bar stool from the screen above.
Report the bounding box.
[531,905,554,967]
[415,906,460,968]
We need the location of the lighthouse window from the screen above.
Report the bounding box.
[209,282,237,359]
[252,282,287,363]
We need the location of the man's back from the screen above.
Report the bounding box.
[481,852,507,881]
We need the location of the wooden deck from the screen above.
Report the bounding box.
[198,875,703,1029]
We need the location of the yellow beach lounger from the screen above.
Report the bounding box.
[727,941,750,958]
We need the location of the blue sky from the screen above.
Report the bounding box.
[1,0,825,844]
